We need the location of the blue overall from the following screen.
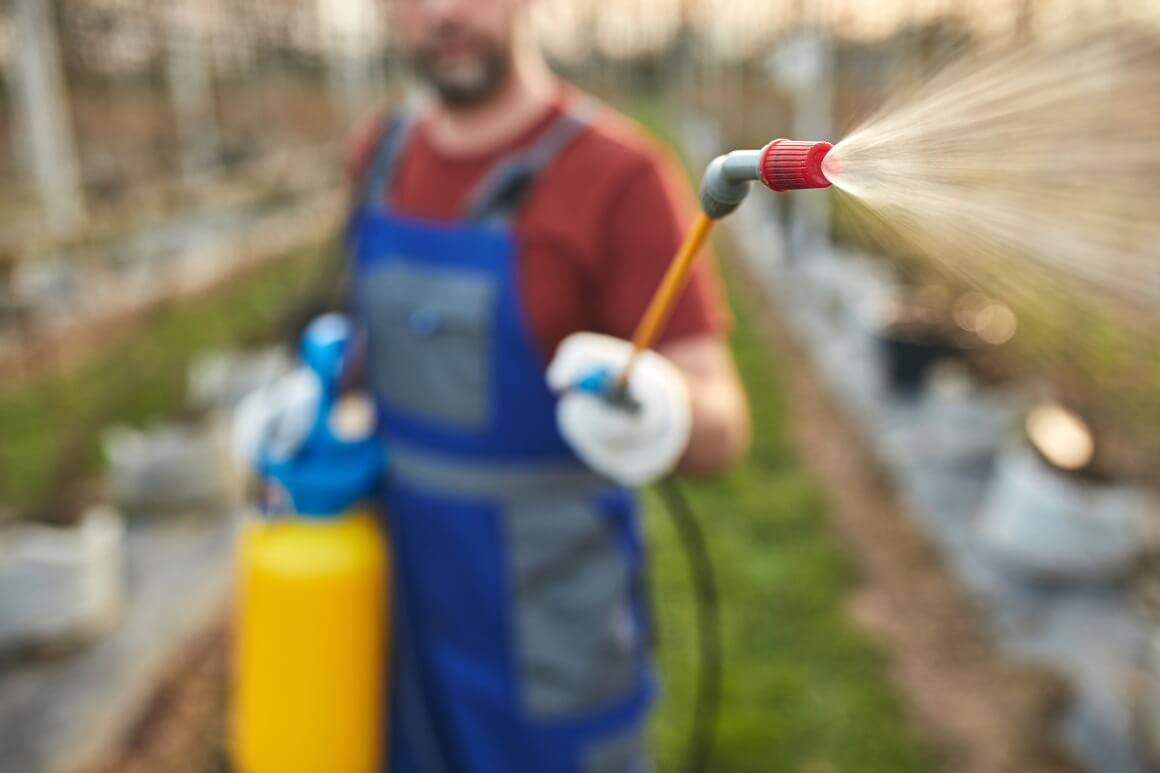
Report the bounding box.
[346,106,654,773]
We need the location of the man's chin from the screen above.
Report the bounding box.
[431,75,506,107]
[416,50,511,108]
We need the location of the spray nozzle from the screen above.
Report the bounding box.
[759,140,834,192]
[699,139,834,219]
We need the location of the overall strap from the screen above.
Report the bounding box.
[462,99,597,225]
[361,110,419,208]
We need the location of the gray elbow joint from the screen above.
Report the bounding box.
[698,150,762,220]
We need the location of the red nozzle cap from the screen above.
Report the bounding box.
[760,140,834,191]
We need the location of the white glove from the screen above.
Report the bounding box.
[232,368,379,468]
[231,367,322,466]
[547,333,692,486]
[230,369,380,468]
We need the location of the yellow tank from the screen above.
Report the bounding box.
[231,507,389,773]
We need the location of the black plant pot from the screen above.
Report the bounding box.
[876,329,966,397]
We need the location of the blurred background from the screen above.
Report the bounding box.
[0,1,1157,772]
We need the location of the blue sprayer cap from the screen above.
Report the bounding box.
[258,314,385,518]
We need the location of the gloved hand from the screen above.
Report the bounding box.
[547,332,692,486]
[231,369,377,468]
[232,367,322,467]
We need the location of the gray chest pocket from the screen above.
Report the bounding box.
[359,263,495,427]
[506,498,639,718]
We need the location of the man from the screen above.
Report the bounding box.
[257,0,748,769]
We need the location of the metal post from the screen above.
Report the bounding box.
[12,0,87,237]
[164,4,221,182]
[769,29,835,253]
[317,0,384,129]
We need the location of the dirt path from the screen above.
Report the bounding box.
[728,246,1078,773]
[82,620,230,773]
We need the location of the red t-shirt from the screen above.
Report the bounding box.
[348,87,730,364]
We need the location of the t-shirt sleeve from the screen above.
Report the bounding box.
[597,148,732,346]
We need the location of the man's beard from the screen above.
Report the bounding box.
[411,25,513,108]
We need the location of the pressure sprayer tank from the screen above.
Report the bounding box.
[231,316,389,773]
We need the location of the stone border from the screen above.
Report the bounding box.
[0,511,236,773]
[0,187,343,391]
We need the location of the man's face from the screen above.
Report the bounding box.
[388,0,526,107]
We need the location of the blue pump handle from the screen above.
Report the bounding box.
[298,312,350,455]
[258,315,385,517]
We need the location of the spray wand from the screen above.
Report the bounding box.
[615,139,835,392]
[604,139,836,773]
